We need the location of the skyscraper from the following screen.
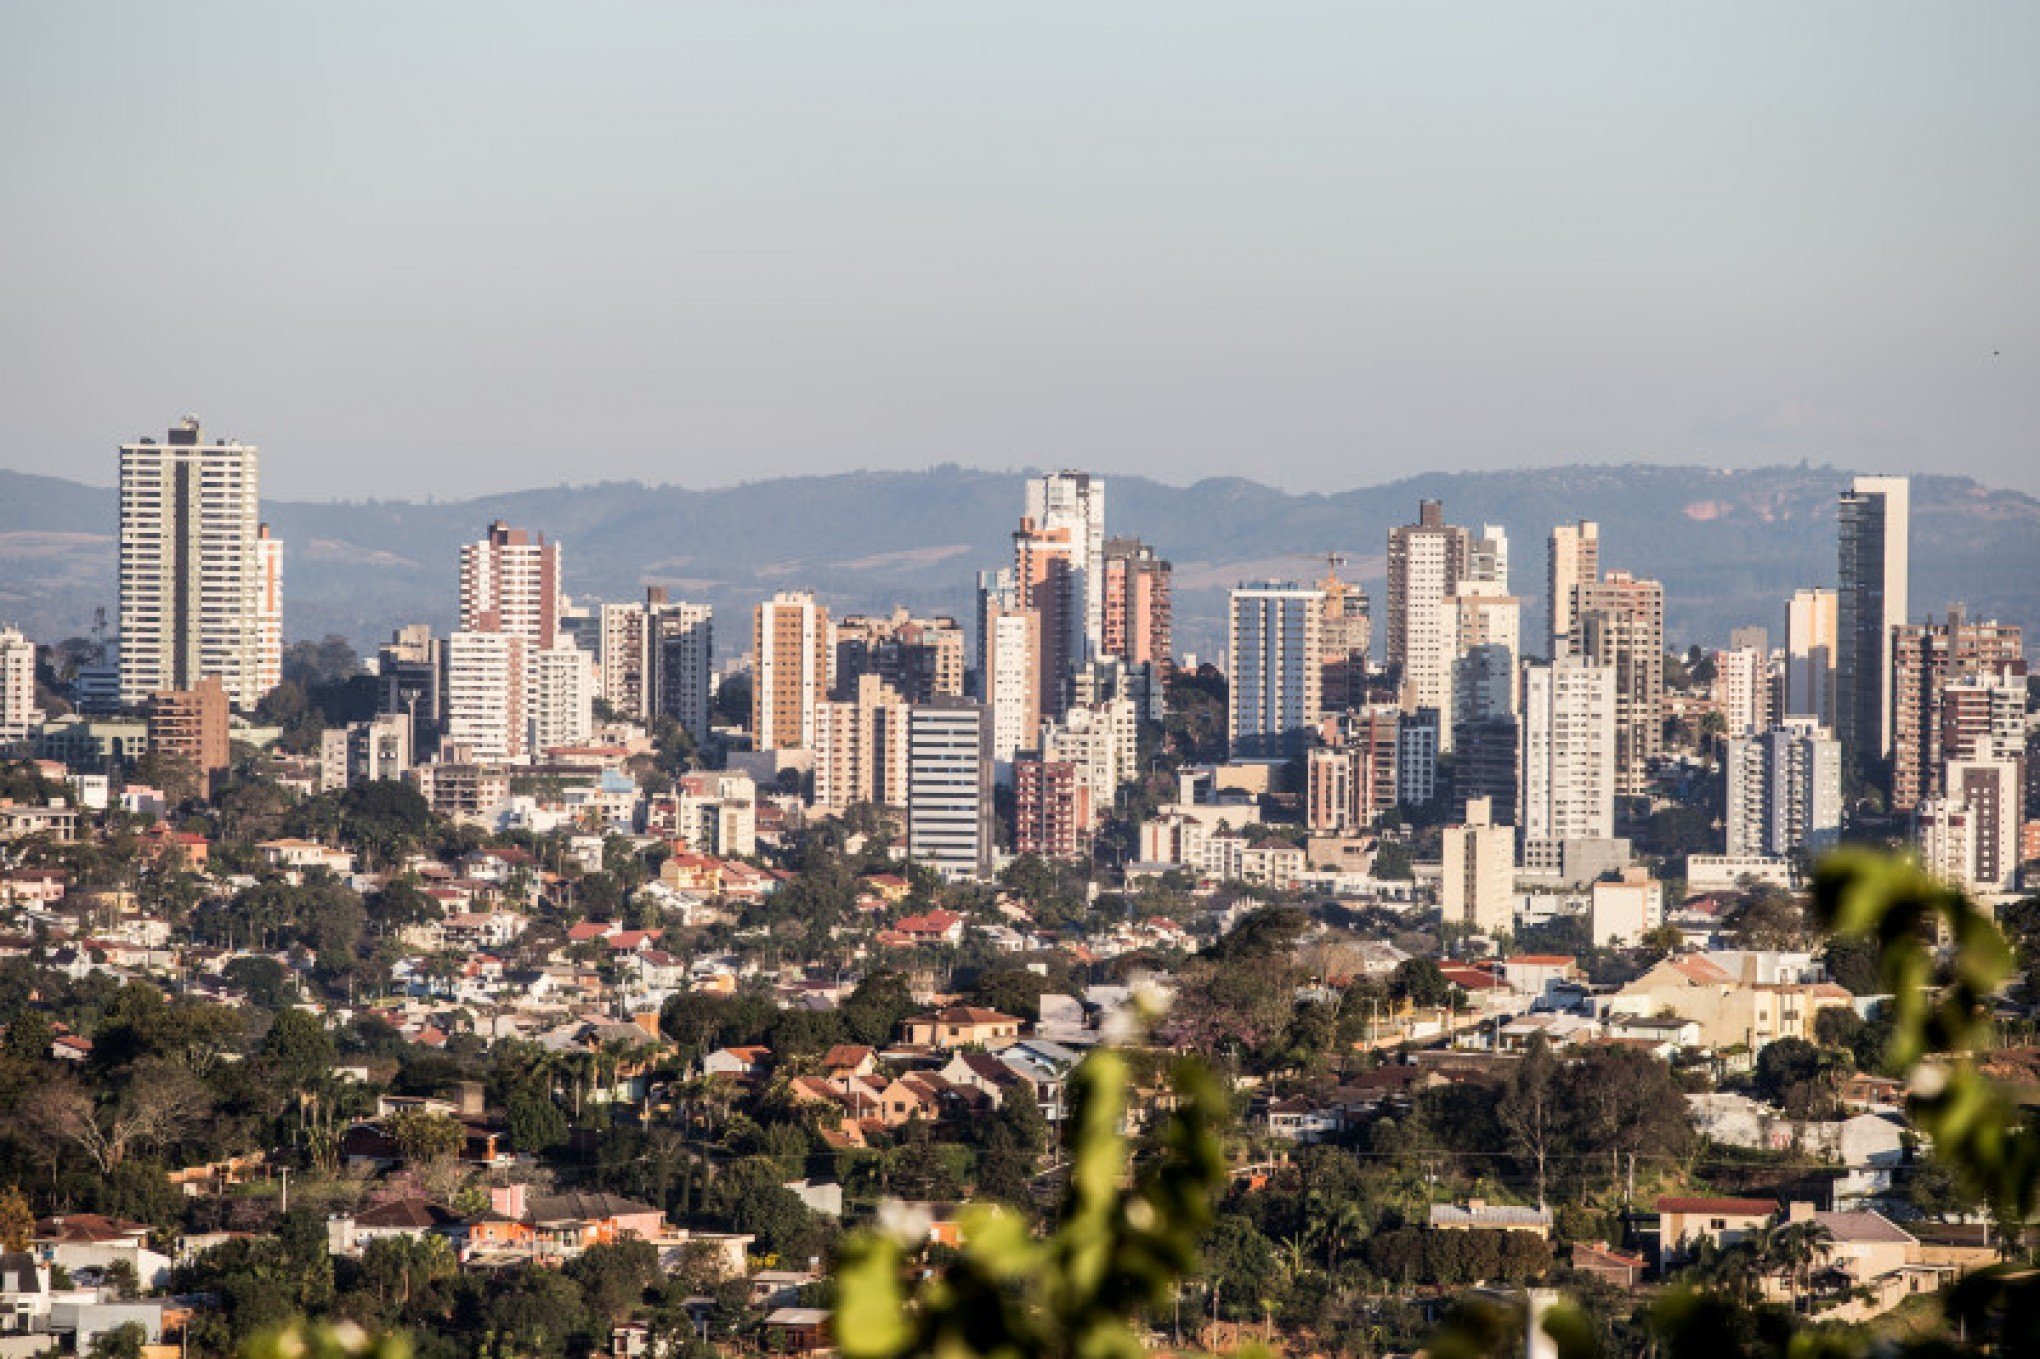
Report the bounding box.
[906,698,993,880]
[1575,571,1665,798]
[1226,582,1324,760]
[1889,608,2025,812]
[1725,717,1842,860]
[1520,657,1617,869]
[1024,471,1107,664]
[0,627,43,744]
[651,600,715,741]
[445,628,527,763]
[117,418,276,709]
[1836,475,1909,778]
[1386,500,1470,719]
[1101,537,1171,669]
[459,521,562,648]
[1547,520,1600,659]
[753,591,831,751]
[1784,587,1839,729]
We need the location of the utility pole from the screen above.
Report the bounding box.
[279,1166,289,1214]
[1626,1152,1635,1209]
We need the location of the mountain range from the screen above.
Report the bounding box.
[2,463,2036,664]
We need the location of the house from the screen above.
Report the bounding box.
[1427,1200,1554,1239]
[701,1046,772,1080]
[1570,1241,1647,1288]
[893,909,965,946]
[760,1308,831,1355]
[1655,1196,1776,1264]
[938,1051,1024,1105]
[1608,956,1853,1053]
[821,1045,879,1079]
[31,1214,173,1290]
[900,1007,1022,1051]
[0,1252,50,1337]
[327,1198,463,1256]
[256,838,357,875]
[1265,1095,1342,1144]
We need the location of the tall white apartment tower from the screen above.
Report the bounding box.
[459,522,561,648]
[0,627,40,744]
[1547,520,1600,659]
[255,525,284,700]
[1227,582,1325,761]
[1386,501,1469,721]
[1724,717,1842,860]
[117,418,276,709]
[444,629,527,763]
[1519,656,1617,869]
[1836,475,1909,774]
[1023,472,1107,665]
[1784,587,1839,729]
[652,601,715,741]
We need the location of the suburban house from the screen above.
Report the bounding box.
[1655,1196,1777,1264]
[900,1007,1022,1051]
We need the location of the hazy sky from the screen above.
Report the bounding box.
[3,3,2036,500]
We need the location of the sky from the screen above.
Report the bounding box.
[2,3,2037,501]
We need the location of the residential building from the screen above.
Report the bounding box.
[255,524,284,700]
[1520,657,1618,871]
[458,521,562,649]
[812,674,911,813]
[1836,475,1909,777]
[598,598,655,720]
[1590,867,1663,948]
[1939,757,2022,892]
[754,591,831,752]
[834,608,966,705]
[1100,537,1171,669]
[1454,713,1520,826]
[1441,797,1515,936]
[1014,755,1090,858]
[1725,718,1842,860]
[1305,707,1400,832]
[378,625,444,753]
[1713,644,1772,738]
[117,417,275,708]
[1576,571,1665,797]
[1386,500,1470,720]
[1890,608,2025,812]
[1226,581,1324,760]
[1316,562,1370,712]
[651,599,715,739]
[528,643,595,757]
[1397,707,1441,808]
[1609,955,1852,1052]
[445,629,528,763]
[0,627,40,744]
[1023,471,1107,666]
[146,676,231,788]
[976,578,1042,781]
[906,699,992,880]
[1040,697,1136,826]
[1784,587,1839,729]
[1547,520,1600,658]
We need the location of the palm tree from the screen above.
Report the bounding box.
[1764,1219,1834,1313]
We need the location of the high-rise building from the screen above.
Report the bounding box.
[1013,517,1079,720]
[1101,537,1172,670]
[834,608,966,705]
[1890,608,2025,812]
[1040,697,1137,826]
[652,601,715,740]
[1014,755,1090,858]
[1387,501,1470,719]
[528,643,595,756]
[1444,585,1521,736]
[1226,582,1324,760]
[1024,471,1107,665]
[255,525,284,701]
[1938,673,2027,770]
[813,674,911,813]
[598,598,654,721]
[1520,657,1618,869]
[1575,571,1665,797]
[459,521,562,649]
[1944,757,2022,892]
[1547,520,1600,659]
[0,627,41,745]
[146,675,231,790]
[906,698,992,880]
[978,595,1041,783]
[753,591,831,752]
[1713,644,1772,738]
[1397,707,1442,808]
[1784,588,1839,729]
[117,418,275,709]
[1316,564,1371,712]
[1454,716,1520,827]
[1724,717,1842,860]
[444,629,528,764]
[1442,796,1515,936]
[1304,707,1400,833]
[378,625,445,755]
[1836,475,1910,777]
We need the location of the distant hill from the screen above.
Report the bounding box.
[3,462,2036,663]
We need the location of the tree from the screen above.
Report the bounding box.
[32,1059,210,1174]
[356,1233,455,1312]
[566,1237,662,1326]
[1389,958,1455,1009]
[506,1093,569,1154]
[384,1108,463,1166]
[222,956,295,1009]
[262,1008,337,1091]
[1497,1036,1560,1206]
[86,1322,146,1359]
[0,1185,32,1252]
